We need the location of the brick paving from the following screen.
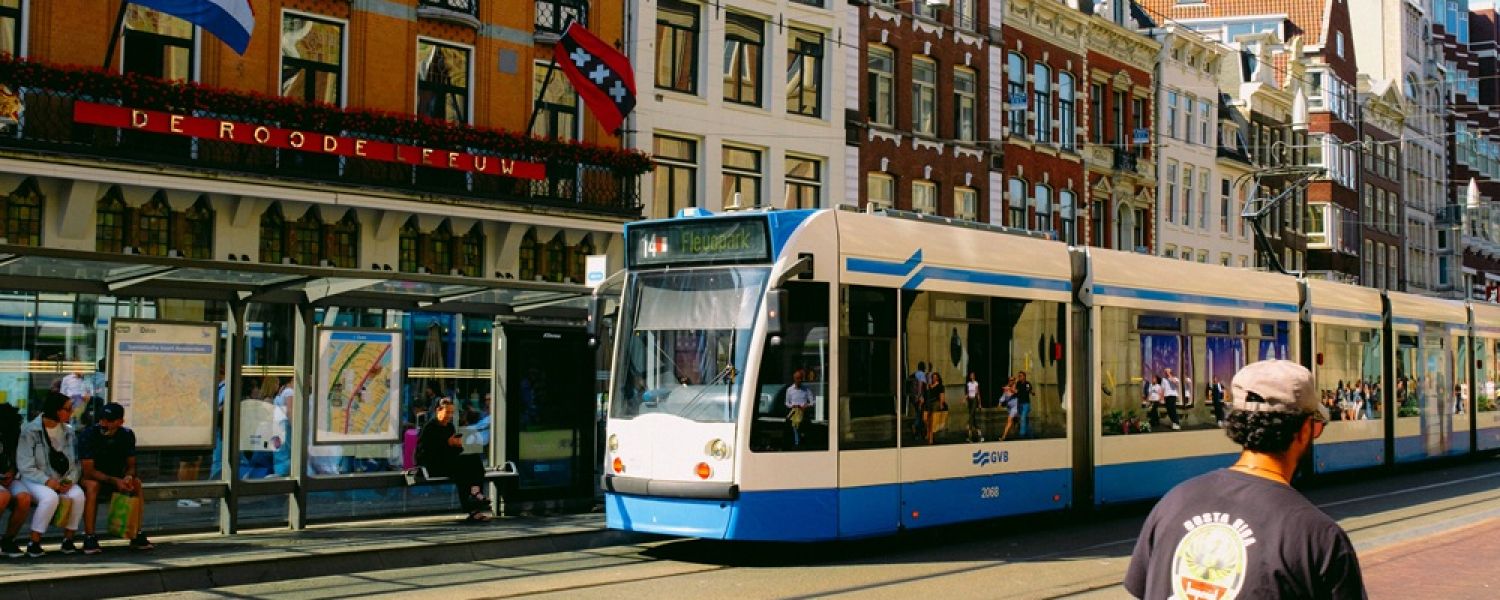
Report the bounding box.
[1360,516,1500,599]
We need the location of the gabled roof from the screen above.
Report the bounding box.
[1135,0,1327,45]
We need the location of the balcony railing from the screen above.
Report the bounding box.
[1112,148,1139,173]
[535,0,587,38]
[418,0,481,28]
[0,57,645,216]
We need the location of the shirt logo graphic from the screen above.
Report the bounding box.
[1171,512,1255,599]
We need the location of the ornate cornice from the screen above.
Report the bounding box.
[1086,17,1158,74]
[1004,0,1088,54]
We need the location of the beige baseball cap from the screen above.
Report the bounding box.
[1229,360,1328,422]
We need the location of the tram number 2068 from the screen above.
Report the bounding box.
[980,486,1001,499]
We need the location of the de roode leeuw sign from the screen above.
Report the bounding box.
[72,101,545,180]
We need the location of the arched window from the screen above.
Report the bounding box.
[260,204,285,263]
[1032,63,1051,143]
[328,212,359,268]
[181,196,214,259]
[1033,184,1052,232]
[570,235,594,284]
[518,228,538,280]
[1060,190,1077,245]
[96,187,127,254]
[459,224,484,277]
[428,221,453,274]
[1058,72,1076,150]
[136,192,173,257]
[398,218,420,273]
[544,233,566,282]
[0,178,43,247]
[1006,52,1025,137]
[291,208,323,266]
[1007,177,1026,228]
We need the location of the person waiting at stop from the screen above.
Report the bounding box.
[78,402,153,554]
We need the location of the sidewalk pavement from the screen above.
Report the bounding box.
[0,512,643,600]
[1361,515,1500,599]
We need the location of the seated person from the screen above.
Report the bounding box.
[416,397,492,522]
[1,401,34,558]
[17,392,84,557]
[78,402,152,553]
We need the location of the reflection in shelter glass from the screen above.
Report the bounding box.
[1315,325,1384,423]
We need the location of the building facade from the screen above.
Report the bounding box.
[1081,4,1158,252]
[1463,3,1500,299]
[848,0,989,219]
[1358,80,1407,290]
[633,0,846,218]
[1152,25,1244,266]
[995,0,1089,240]
[0,0,645,527]
[1436,0,1482,296]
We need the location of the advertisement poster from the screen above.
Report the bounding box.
[315,329,402,445]
[109,320,219,448]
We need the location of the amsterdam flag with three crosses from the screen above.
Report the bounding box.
[553,22,637,134]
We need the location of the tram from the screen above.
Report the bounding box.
[599,206,1496,541]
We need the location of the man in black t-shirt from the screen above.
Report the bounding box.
[77,403,152,554]
[1125,360,1365,599]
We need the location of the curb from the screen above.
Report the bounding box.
[18,528,649,600]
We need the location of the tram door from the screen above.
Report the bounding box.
[836,286,902,537]
[501,325,596,501]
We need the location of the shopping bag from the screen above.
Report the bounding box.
[107,493,141,539]
[52,496,72,528]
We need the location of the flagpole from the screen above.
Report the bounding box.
[103,1,132,70]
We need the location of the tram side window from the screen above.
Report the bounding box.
[904,291,1066,444]
[1481,340,1499,413]
[751,282,830,452]
[839,286,898,450]
[1314,325,1384,423]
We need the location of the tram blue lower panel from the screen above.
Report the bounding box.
[897,469,1071,530]
[1453,433,1471,455]
[731,488,839,541]
[1314,439,1385,473]
[604,493,735,539]
[1480,427,1500,451]
[1095,454,1238,505]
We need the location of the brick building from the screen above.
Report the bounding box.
[1081,3,1157,252]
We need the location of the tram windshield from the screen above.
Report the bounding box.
[610,267,768,422]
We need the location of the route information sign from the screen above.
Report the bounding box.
[109,320,219,448]
[315,329,403,444]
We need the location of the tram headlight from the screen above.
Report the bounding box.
[705,438,730,460]
[607,434,619,452]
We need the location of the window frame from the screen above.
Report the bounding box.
[653,134,699,218]
[1033,62,1052,143]
[785,155,823,209]
[415,37,473,124]
[1008,53,1027,138]
[279,10,346,106]
[1058,71,1076,151]
[655,0,701,95]
[723,12,764,106]
[867,45,895,127]
[786,27,824,118]
[0,0,24,58]
[120,5,197,81]
[911,55,937,136]
[954,66,977,142]
[531,59,580,140]
[722,144,764,208]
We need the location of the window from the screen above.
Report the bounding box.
[867,173,894,210]
[123,5,193,81]
[136,193,172,257]
[1008,53,1027,137]
[1199,171,1209,230]
[281,13,343,104]
[1198,250,1208,264]
[912,56,937,135]
[543,233,566,282]
[1220,253,1231,267]
[785,156,821,209]
[1060,190,1076,245]
[1183,166,1194,225]
[1183,93,1195,144]
[1199,99,1211,146]
[0,0,20,57]
[787,28,823,117]
[722,145,762,207]
[1112,90,1124,144]
[329,212,360,269]
[1220,178,1231,233]
[427,222,454,275]
[1090,83,1104,144]
[96,188,126,254]
[911,180,937,214]
[954,0,977,31]
[416,40,470,123]
[751,280,830,452]
[567,235,592,283]
[1305,203,1328,247]
[517,228,538,280]
[656,0,699,94]
[1166,90,1179,138]
[260,205,285,263]
[1008,178,1026,227]
[1364,239,1373,286]
[955,187,977,221]
[1165,161,1177,223]
[1133,97,1146,147]
[1388,245,1399,290]
[291,209,323,266]
[653,135,697,218]
[1059,72,1076,150]
[1181,247,1193,261]
[1163,244,1177,259]
[723,13,763,106]
[840,286,897,450]
[181,196,214,259]
[1091,199,1104,247]
[954,67,976,142]
[1335,31,1344,58]
[1033,184,1052,232]
[867,46,895,126]
[1033,63,1051,143]
[531,61,578,140]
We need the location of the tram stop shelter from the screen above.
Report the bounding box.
[0,242,611,534]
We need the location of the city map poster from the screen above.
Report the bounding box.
[108,320,219,449]
[315,328,402,445]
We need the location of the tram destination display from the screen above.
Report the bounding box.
[108,320,220,449]
[628,218,771,267]
[314,328,403,445]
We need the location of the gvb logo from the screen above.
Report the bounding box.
[971,449,1009,467]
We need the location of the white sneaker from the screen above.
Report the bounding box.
[1171,423,1182,430]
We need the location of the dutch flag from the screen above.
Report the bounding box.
[130,0,256,55]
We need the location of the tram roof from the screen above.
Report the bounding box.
[0,243,593,317]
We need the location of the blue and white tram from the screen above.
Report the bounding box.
[599,207,1497,542]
